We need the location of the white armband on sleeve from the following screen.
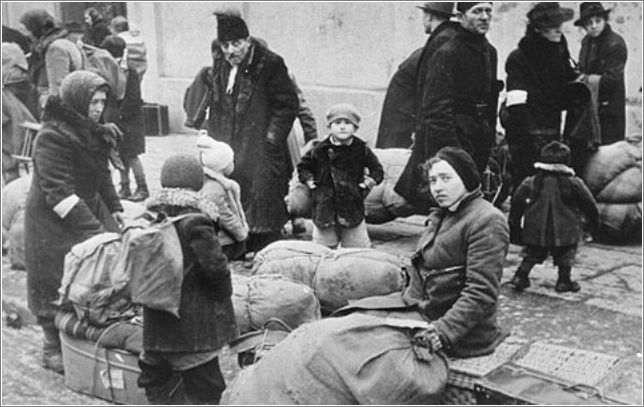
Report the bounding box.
[506,90,528,107]
[53,194,80,218]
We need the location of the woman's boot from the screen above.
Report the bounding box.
[510,261,534,291]
[555,266,581,292]
[39,317,64,374]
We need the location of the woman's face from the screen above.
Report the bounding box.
[428,160,468,209]
[538,24,563,42]
[84,12,93,26]
[87,90,107,123]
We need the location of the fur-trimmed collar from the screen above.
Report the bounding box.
[534,162,576,176]
[146,188,219,221]
[43,96,109,148]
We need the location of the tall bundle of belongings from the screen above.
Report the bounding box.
[251,240,404,312]
[80,43,127,102]
[1,175,31,269]
[223,312,448,405]
[286,148,416,223]
[582,134,642,242]
[231,274,321,334]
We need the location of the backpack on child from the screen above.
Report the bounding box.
[80,43,127,100]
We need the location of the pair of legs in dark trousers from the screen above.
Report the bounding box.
[511,245,580,292]
[138,356,226,405]
[119,155,149,201]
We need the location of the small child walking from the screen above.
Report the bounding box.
[297,103,384,248]
[509,141,599,293]
[196,132,249,260]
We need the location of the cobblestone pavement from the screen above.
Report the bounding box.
[2,134,642,404]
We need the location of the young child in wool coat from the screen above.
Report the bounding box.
[509,141,599,293]
[297,103,384,248]
[196,132,249,260]
[139,154,237,404]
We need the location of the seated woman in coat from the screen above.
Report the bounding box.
[403,147,510,358]
[24,70,125,373]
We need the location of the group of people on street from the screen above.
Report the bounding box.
[5,1,631,404]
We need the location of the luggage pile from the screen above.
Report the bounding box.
[251,240,405,313]
[582,134,642,242]
[286,148,416,224]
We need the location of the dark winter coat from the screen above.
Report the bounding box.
[509,163,599,247]
[579,24,627,145]
[184,39,299,234]
[297,136,384,229]
[116,69,145,158]
[143,189,238,353]
[24,96,122,318]
[403,189,509,358]
[376,47,422,149]
[395,20,459,205]
[504,30,578,187]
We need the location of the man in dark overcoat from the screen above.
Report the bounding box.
[394,2,458,206]
[576,2,627,145]
[185,10,299,253]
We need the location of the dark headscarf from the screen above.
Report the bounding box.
[60,70,109,117]
[19,9,56,39]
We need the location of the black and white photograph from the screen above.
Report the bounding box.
[1,1,642,405]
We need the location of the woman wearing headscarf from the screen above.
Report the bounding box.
[402,147,510,359]
[19,9,83,112]
[83,7,111,47]
[503,3,578,190]
[24,70,125,373]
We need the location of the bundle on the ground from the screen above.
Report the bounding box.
[224,313,448,405]
[231,274,321,334]
[286,148,416,223]
[1,175,31,269]
[58,232,132,326]
[252,240,404,312]
[582,134,642,242]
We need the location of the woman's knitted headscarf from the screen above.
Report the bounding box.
[1,42,29,83]
[19,9,56,39]
[59,70,110,118]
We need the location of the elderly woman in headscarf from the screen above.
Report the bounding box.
[19,9,83,112]
[24,70,125,373]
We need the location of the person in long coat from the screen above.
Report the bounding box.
[576,2,627,145]
[503,3,578,190]
[19,10,83,112]
[24,70,125,373]
[100,35,149,201]
[394,2,458,206]
[184,11,298,253]
[402,147,509,358]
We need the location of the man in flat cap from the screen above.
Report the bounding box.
[184,10,299,253]
[376,2,456,150]
[396,2,502,211]
[393,2,458,204]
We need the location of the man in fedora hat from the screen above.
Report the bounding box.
[503,2,579,189]
[396,2,502,211]
[183,9,299,254]
[576,2,627,145]
[394,2,460,205]
[376,2,456,149]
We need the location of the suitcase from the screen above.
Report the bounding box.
[142,103,169,136]
[60,331,149,404]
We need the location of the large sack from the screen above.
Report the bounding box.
[582,135,642,200]
[594,166,642,204]
[364,148,416,224]
[232,274,321,334]
[224,313,448,405]
[285,169,313,218]
[252,240,332,287]
[58,233,131,326]
[596,202,642,243]
[7,206,26,270]
[1,175,30,231]
[253,241,404,313]
[315,248,404,311]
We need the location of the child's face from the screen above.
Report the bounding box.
[329,118,356,141]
